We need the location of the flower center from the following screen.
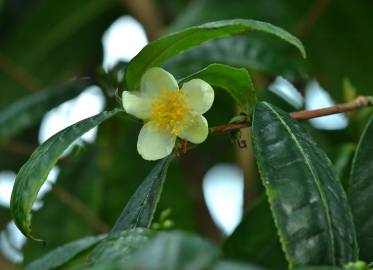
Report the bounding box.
[150,88,191,136]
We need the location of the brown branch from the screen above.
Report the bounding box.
[120,0,164,40]
[52,186,110,234]
[210,96,373,135]
[290,95,372,120]
[298,0,332,37]
[0,52,42,92]
[0,256,18,270]
[0,141,37,155]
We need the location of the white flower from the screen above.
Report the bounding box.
[122,67,214,160]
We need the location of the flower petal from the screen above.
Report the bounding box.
[180,115,209,144]
[122,91,152,120]
[137,122,176,160]
[140,67,178,98]
[181,79,214,114]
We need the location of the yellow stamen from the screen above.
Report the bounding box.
[150,88,192,136]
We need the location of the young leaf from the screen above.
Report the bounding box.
[89,228,153,268]
[349,114,373,261]
[128,231,219,270]
[25,235,105,270]
[110,155,174,233]
[179,63,256,114]
[10,109,121,241]
[0,78,91,143]
[251,102,358,267]
[223,196,287,268]
[125,19,306,91]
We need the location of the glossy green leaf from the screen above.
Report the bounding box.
[25,235,105,270]
[223,196,287,269]
[89,228,153,268]
[10,109,121,240]
[125,19,306,91]
[251,102,358,267]
[349,114,373,261]
[110,155,174,234]
[164,36,306,80]
[128,231,219,270]
[179,63,256,113]
[0,78,91,143]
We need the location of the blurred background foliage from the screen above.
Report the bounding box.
[0,0,372,269]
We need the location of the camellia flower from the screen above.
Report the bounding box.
[122,67,214,160]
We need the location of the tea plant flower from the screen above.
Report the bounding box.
[122,67,214,160]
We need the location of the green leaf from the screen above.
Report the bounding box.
[349,114,373,261]
[10,109,121,240]
[125,19,306,91]
[25,235,105,270]
[223,196,287,269]
[164,36,306,81]
[251,102,358,267]
[0,78,91,143]
[179,63,256,114]
[110,155,174,234]
[128,231,219,270]
[89,228,153,268]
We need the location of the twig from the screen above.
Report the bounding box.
[120,0,164,40]
[0,52,42,92]
[298,0,332,37]
[290,95,372,120]
[210,96,373,134]
[52,186,110,234]
[0,141,37,155]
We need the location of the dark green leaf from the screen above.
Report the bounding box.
[89,228,153,268]
[0,78,91,143]
[251,102,358,267]
[25,235,105,270]
[349,114,373,261]
[125,19,306,91]
[179,63,256,114]
[110,155,174,234]
[164,36,306,80]
[128,231,219,270]
[223,196,287,269]
[10,109,121,240]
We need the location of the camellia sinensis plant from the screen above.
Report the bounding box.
[7,19,373,270]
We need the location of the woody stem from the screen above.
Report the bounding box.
[210,96,373,134]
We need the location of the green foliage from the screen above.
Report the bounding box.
[251,102,358,267]
[125,19,305,91]
[110,155,174,233]
[25,235,105,270]
[349,115,373,261]
[2,3,373,269]
[179,63,257,114]
[10,109,120,240]
[0,79,91,143]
